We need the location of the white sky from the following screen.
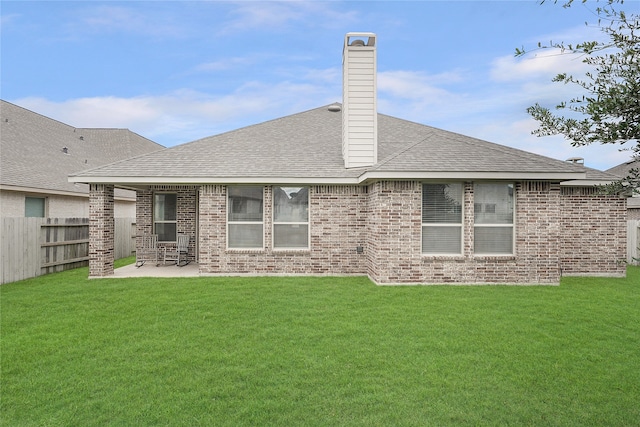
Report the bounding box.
[2,0,638,170]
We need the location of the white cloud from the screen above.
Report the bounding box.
[10,79,339,148]
[194,55,267,72]
[490,48,590,82]
[455,117,632,169]
[494,17,608,84]
[379,70,464,98]
[290,66,341,85]
[376,70,469,123]
[219,1,358,34]
[68,5,186,39]
[1,13,21,27]
[374,61,627,170]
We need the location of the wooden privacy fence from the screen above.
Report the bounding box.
[1,217,136,285]
[629,220,640,265]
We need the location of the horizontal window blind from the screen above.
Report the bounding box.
[422,183,463,254]
[474,183,514,255]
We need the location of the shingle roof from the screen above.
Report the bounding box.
[70,104,612,185]
[0,100,163,196]
[606,158,640,178]
[607,158,640,207]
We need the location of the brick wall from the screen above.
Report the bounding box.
[197,185,368,275]
[198,185,226,271]
[367,181,423,283]
[366,181,565,284]
[89,184,114,277]
[513,181,562,283]
[559,187,627,276]
[128,181,626,283]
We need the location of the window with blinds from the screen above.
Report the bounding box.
[228,186,264,249]
[474,183,514,255]
[422,183,463,254]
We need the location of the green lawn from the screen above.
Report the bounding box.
[2,260,639,426]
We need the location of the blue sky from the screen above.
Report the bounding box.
[2,0,637,170]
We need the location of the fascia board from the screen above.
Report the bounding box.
[560,179,617,186]
[357,171,587,183]
[1,184,86,197]
[68,176,362,185]
[0,184,135,201]
[69,171,591,186]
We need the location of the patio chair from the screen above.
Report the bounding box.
[164,234,190,267]
[135,234,160,267]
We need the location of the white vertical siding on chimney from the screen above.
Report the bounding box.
[342,33,377,169]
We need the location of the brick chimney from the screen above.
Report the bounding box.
[342,32,377,168]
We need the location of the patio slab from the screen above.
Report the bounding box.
[110,262,201,278]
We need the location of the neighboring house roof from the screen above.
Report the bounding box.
[0,100,164,198]
[606,158,640,178]
[607,158,640,208]
[70,104,615,187]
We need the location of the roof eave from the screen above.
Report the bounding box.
[1,184,136,201]
[70,170,588,186]
[560,179,618,187]
[68,176,362,185]
[358,171,587,183]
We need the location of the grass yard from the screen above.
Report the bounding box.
[1,260,639,426]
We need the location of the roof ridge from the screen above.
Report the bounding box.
[69,147,168,177]
[1,99,77,132]
[371,132,435,171]
[79,128,164,149]
[173,103,341,149]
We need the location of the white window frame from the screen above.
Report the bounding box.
[473,182,515,256]
[227,186,264,250]
[272,186,310,251]
[153,192,177,242]
[421,182,464,256]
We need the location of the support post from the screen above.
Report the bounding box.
[89,184,115,277]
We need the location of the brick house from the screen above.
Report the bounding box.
[71,33,627,284]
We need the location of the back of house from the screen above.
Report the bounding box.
[70,33,627,284]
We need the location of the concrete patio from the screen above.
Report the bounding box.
[110,262,201,278]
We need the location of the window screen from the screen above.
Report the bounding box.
[474,183,514,254]
[273,187,309,249]
[422,183,463,254]
[154,193,177,241]
[228,186,264,249]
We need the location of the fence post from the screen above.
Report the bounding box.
[628,220,640,265]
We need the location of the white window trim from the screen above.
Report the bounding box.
[227,186,265,250]
[473,183,515,256]
[421,183,464,256]
[272,186,310,251]
[153,192,177,242]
